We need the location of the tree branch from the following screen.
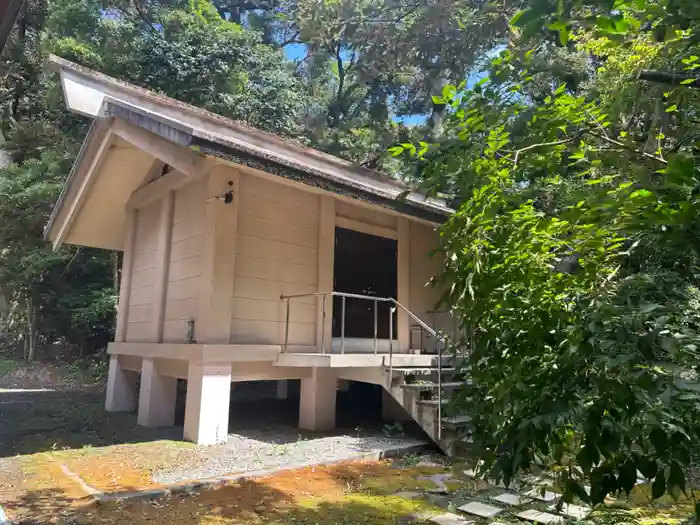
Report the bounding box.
[513,136,579,164]
[635,70,700,90]
[585,130,668,165]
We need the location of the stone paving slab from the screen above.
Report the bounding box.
[524,488,559,502]
[394,491,423,499]
[516,509,564,524]
[490,492,531,506]
[549,502,591,519]
[430,512,474,525]
[419,474,455,494]
[458,501,503,518]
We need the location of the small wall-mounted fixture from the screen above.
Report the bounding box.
[186,318,196,343]
[206,180,234,204]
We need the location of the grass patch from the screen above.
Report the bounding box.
[0,356,22,378]
[283,493,439,525]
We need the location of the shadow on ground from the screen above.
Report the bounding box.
[0,382,429,457]
[6,461,445,525]
[0,389,179,457]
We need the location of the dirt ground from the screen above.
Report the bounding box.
[1,360,697,525]
[2,458,449,525]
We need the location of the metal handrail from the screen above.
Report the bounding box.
[280,291,449,440]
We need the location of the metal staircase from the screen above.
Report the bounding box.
[383,362,472,455]
[280,290,471,454]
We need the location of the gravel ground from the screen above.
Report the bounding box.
[152,425,427,484]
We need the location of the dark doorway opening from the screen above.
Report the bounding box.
[333,227,397,339]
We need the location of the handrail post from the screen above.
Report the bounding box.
[373,299,378,355]
[284,298,291,353]
[437,330,442,441]
[389,306,394,377]
[321,294,327,355]
[340,296,346,355]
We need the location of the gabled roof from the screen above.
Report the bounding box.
[45,56,452,246]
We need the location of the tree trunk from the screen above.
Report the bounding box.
[26,295,35,362]
[429,75,449,140]
[644,98,662,154]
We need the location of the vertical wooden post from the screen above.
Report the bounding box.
[152,191,175,343]
[198,167,239,343]
[115,209,137,342]
[397,217,410,352]
[316,197,335,350]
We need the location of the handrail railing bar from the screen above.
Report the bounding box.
[281,291,393,302]
[391,299,440,339]
[280,292,446,343]
[281,290,450,445]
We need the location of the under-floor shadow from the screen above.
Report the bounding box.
[0,389,178,458]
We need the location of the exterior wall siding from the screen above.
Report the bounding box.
[120,163,443,349]
[335,200,397,230]
[408,222,445,337]
[230,174,319,345]
[163,179,205,342]
[125,200,160,341]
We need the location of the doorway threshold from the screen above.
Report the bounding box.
[330,337,401,354]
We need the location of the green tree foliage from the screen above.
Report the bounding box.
[0,152,116,358]
[397,0,700,511]
[0,0,521,359]
[0,0,308,358]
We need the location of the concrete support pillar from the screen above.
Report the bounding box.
[299,368,337,431]
[137,358,177,427]
[184,362,231,445]
[276,380,288,399]
[105,356,137,412]
[382,389,410,422]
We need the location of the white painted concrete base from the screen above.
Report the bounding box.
[183,362,231,445]
[382,389,411,422]
[299,367,337,431]
[137,358,177,427]
[105,355,137,412]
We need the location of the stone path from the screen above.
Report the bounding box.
[390,456,595,525]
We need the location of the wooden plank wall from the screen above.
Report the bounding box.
[230,174,319,345]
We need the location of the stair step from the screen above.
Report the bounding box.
[401,382,463,390]
[441,414,472,427]
[389,367,456,374]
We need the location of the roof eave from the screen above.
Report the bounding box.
[44,117,113,248]
[46,54,453,223]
